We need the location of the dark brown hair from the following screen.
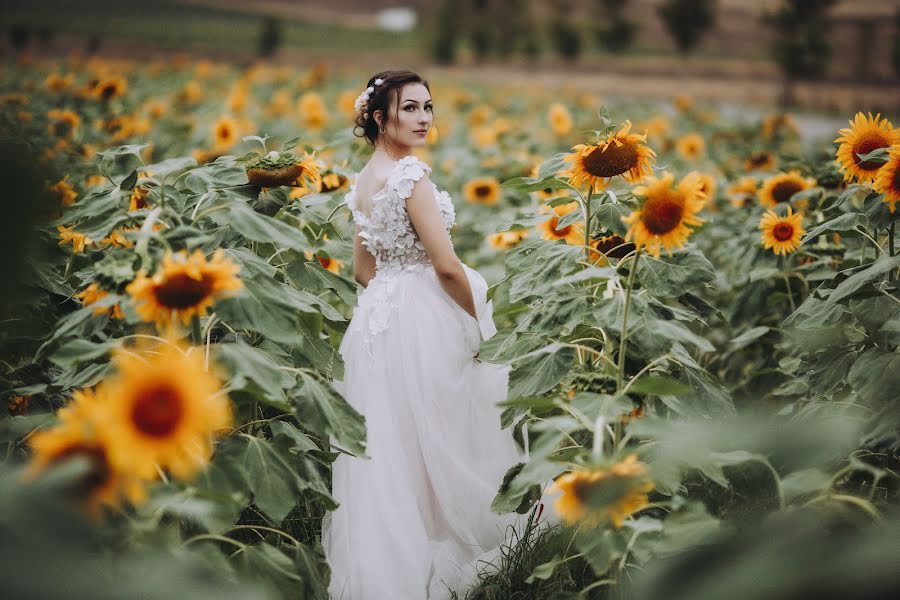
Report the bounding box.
[353,70,430,146]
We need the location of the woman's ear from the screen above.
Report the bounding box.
[373,109,383,129]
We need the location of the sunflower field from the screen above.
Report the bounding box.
[1,54,898,600]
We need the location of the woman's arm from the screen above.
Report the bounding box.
[352,224,376,288]
[404,174,478,321]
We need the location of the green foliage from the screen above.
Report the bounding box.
[765,0,838,80]
[657,0,718,55]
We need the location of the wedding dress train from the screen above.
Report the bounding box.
[322,156,531,599]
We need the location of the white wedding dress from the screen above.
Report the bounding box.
[322,156,529,599]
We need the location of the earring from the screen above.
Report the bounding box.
[380,125,386,134]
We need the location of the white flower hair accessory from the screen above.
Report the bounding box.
[354,77,385,117]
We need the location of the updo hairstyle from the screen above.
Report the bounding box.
[353,70,430,146]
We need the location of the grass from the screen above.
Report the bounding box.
[0,0,420,53]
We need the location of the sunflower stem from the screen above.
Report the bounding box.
[615,248,642,449]
[781,255,795,312]
[583,188,593,263]
[190,315,201,345]
[889,216,896,282]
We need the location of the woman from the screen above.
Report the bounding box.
[321,70,532,599]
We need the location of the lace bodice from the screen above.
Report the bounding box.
[345,156,456,270]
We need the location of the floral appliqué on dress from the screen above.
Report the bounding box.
[345,156,456,356]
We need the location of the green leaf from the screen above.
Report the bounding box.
[592,202,631,236]
[848,348,900,405]
[214,340,294,409]
[501,176,571,192]
[206,196,312,254]
[506,239,584,302]
[638,246,716,297]
[526,554,566,583]
[646,319,715,352]
[827,254,900,304]
[143,156,197,181]
[801,212,867,242]
[628,375,693,396]
[781,468,832,503]
[294,372,367,457]
[47,338,117,370]
[729,326,771,350]
[509,342,576,398]
[98,144,147,185]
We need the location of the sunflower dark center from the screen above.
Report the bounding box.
[52,121,71,137]
[582,141,639,178]
[100,84,117,101]
[642,192,685,235]
[771,180,803,204]
[56,443,112,498]
[748,152,773,168]
[131,384,183,438]
[153,273,214,309]
[854,136,890,171]
[318,256,332,268]
[593,235,634,259]
[893,167,900,191]
[772,222,795,242]
[550,216,572,237]
[475,185,493,197]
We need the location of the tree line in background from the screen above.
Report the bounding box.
[431,0,900,88]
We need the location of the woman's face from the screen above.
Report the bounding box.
[379,82,433,149]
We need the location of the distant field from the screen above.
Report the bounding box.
[0,0,421,53]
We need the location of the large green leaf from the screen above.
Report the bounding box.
[214,340,295,409]
[293,372,366,457]
[506,239,585,302]
[206,194,312,254]
[638,246,716,297]
[848,348,900,405]
[827,254,900,304]
[508,342,576,398]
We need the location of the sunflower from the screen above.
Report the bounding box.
[463,177,502,205]
[873,145,900,213]
[636,115,670,140]
[25,387,147,515]
[298,92,328,130]
[212,115,239,150]
[93,76,127,101]
[759,170,816,209]
[560,120,656,192]
[46,109,81,139]
[759,207,805,256]
[77,282,125,319]
[337,89,357,120]
[126,249,243,328]
[743,151,777,172]
[695,172,718,206]
[548,454,654,528]
[549,103,573,136]
[588,234,635,265]
[305,251,343,274]
[538,202,585,245]
[177,80,203,105]
[100,336,233,480]
[320,172,349,193]
[44,72,74,93]
[49,176,77,206]
[834,112,900,184]
[728,176,758,208]
[675,133,705,161]
[487,229,529,250]
[762,113,797,139]
[623,172,706,258]
[467,105,493,127]
[129,186,150,211]
[673,94,693,113]
[57,225,94,254]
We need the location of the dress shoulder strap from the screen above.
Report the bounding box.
[386,155,431,202]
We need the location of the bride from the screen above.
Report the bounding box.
[321,70,537,599]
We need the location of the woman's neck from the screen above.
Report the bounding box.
[374,143,410,161]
